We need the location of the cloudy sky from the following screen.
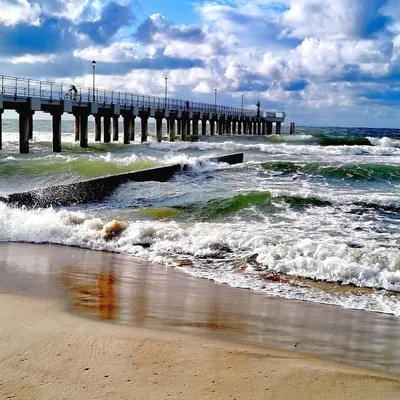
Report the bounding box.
[1,0,400,127]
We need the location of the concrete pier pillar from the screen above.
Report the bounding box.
[237,120,242,135]
[18,110,30,154]
[276,121,281,135]
[258,121,262,135]
[254,121,258,135]
[218,120,223,135]
[227,119,231,134]
[181,118,187,141]
[80,114,88,148]
[169,118,176,142]
[112,116,119,141]
[140,114,148,142]
[177,119,182,139]
[210,120,215,136]
[186,119,191,137]
[290,122,296,135]
[52,112,62,152]
[94,115,102,142]
[28,111,34,140]
[123,117,131,145]
[156,117,163,142]
[267,121,273,135]
[0,110,3,150]
[129,117,135,141]
[232,120,236,135]
[262,122,266,135]
[103,116,111,143]
[74,115,80,141]
[192,119,199,137]
[201,119,207,135]
[247,120,251,135]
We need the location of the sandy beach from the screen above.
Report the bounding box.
[1,243,400,399]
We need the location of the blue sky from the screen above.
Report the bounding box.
[1,0,400,127]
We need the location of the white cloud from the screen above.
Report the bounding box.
[0,0,41,26]
[10,54,56,64]
[73,43,141,62]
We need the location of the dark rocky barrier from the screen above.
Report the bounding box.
[3,153,243,208]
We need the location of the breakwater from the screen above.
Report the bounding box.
[2,153,243,208]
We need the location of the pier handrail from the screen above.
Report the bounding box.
[0,75,283,118]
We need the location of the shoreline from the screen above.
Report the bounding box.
[1,242,400,398]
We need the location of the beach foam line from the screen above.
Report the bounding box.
[2,153,244,208]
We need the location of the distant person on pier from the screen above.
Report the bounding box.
[185,100,190,111]
[68,85,78,100]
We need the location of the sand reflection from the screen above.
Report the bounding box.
[62,267,118,321]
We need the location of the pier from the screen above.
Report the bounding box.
[0,75,286,154]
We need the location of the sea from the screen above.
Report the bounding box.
[0,119,399,316]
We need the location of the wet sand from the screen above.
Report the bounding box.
[1,242,400,399]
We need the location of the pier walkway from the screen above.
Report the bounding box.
[0,75,286,153]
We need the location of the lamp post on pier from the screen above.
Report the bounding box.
[241,94,244,116]
[92,60,96,102]
[164,77,168,109]
[214,88,217,112]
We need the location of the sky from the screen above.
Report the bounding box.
[1,0,400,127]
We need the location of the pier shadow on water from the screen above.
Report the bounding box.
[1,242,400,375]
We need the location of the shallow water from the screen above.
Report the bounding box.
[0,120,399,316]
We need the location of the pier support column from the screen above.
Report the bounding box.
[237,119,242,135]
[74,115,80,141]
[155,117,163,142]
[52,112,62,152]
[169,118,176,142]
[247,120,251,135]
[201,118,207,135]
[186,119,191,137]
[267,121,273,135]
[232,120,236,135]
[192,118,199,137]
[276,121,281,135]
[0,110,3,150]
[290,122,296,135]
[262,122,266,135]
[123,117,130,144]
[181,118,187,141]
[176,119,182,139]
[129,117,135,141]
[210,119,215,136]
[254,121,258,135]
[18,110,30,154]
[80,114,88,148]
[258,121,262,135]
[227,119,231,134]
[103,116,111,143]
[112,116,119,141]
[28,111,34,140]
[94,115,102,142]
[139,112,149,142]
[218,120,223,135]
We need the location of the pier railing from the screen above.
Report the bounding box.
[0,75,283,119]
